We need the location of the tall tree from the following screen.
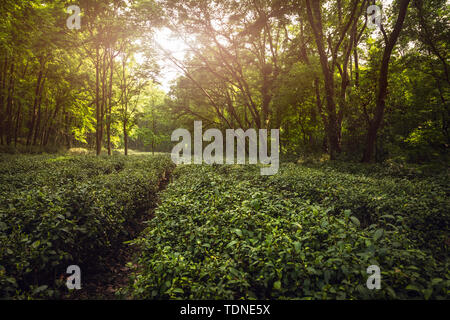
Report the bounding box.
[362,0,411,162]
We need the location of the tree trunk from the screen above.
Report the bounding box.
[362,0,411,162]
[0,55,7,145]
[354,41,360,87]
[95,46,102,155]
[27,67,43,146]
[100,49,107,153]
[14,101,21,146]
[123,119,128,156]
[43,100,61,146]
[152,107,155,155]
[305,0,341,159]
[5,62,15,145]
[64,109,71,149]
[32,75,46,146]
[107,49,114,155]
[123,58,128,156]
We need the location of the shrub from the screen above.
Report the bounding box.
[127,165,449,300]
[0,154,174,298]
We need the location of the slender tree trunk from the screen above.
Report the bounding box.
[362,0,411,162]
[305,0,341,159]
[27,67,43,146]
[43,100,61,146]
[5,62,15,145]
[100,49,107,152]
[107,49,114,155]
[32,76,46,146]
[122,58,128,156]
[0,55,7,145]
[64,108,71,149]
[123,119,128,156]
[14,101,21,146]
[354,41,360,87]
[261,65,272,129]
[95,46,102,155]
[40,105,49,146]
[152,107,155,155]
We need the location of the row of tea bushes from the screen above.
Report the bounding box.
[267,163,449,258]
[0,154,174,298]
[128,164,448,299]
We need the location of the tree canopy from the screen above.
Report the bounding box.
[0,0,448,163]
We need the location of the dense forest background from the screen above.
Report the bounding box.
[0,0,448,163]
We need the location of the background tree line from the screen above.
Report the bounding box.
[0,0,448,163]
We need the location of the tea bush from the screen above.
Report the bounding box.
[128,164,449,300]
[0,154,174,298]
[268,163,449,257]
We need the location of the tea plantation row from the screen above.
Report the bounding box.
[0,154,175,298]
[127,164,449,299]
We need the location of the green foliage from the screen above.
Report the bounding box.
[1,0,448,163]
[0,0,448,302]
[269,162,450,258]
[126,164,449,300]
[0,154,174,298]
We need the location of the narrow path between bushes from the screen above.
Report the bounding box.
[67,169,173,300]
